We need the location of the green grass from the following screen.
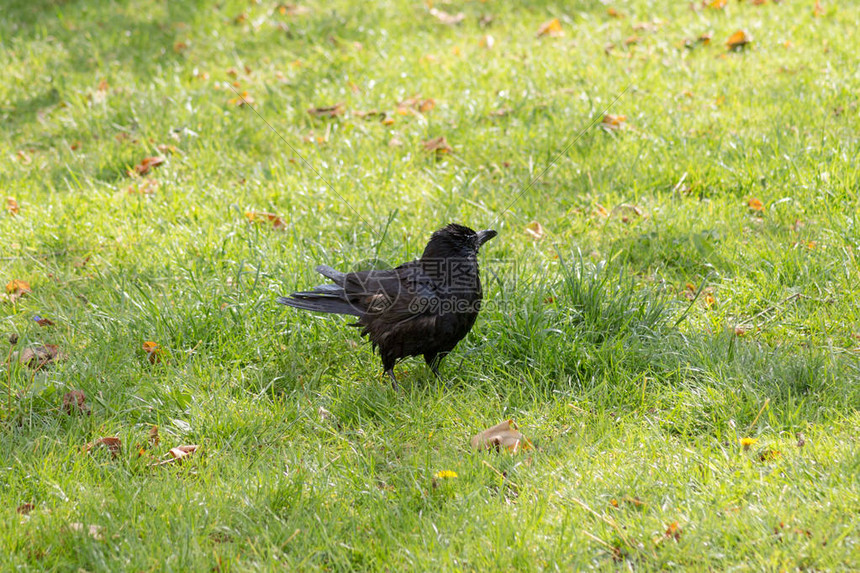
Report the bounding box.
[2,0,859,570]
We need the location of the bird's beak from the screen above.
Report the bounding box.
[476,229,498,247]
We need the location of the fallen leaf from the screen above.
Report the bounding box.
[142,341,162,364]
[704,293,716,308]
[62,390,90,415]
[173,41,188,53]
[397,96,435,114]
[429,8,465,25]
[353,109,387,120]
[132,156,165,176]
[698,32,713,45]
[148,425,160,447]
[422,136,453,154]
[748,197,764,211]
[537,18,563,38]
[68,523,104,540]
[83,437,122,458]
[525,221,545,240]
[470,419,533,453]
[307,103,345,117]
[726,30,751,51]
[757,448,782,462]
[17,503,34,515]
[664,522,682,541]
[11,344,65,368]
[155,444,200,466]
[5,197,18,215]
[625,35,640,46]
[6,280,30,296]
[607,7,624,18]
[228,91,255,106]
[601,114,627,130]
[245,211,287,230]
[623,496,646,509]
[708,0,727,9]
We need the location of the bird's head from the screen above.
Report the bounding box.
[421,223,497,260]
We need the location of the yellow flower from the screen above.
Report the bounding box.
[434,470,458,479]
[740,437,758,450]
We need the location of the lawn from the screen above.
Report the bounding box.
[1,0,858,570]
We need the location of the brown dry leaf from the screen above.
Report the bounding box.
[148,425,160,447]
[665,522,682,541]
[83,437,122,458]
[525,221,545,240]
[422,136,453,154]
[173,41,188,53]
[11,344,65,369]
[69,523,104,540]
[624,496,646,509]
[307,103,345,118]
[429,8,465,25]
[63,390,90,415]
[607,7,624,18]
[142,340,162,364]
[748,197,764,211]
[726,30,751,51]
[470,419,533,453]
[155,444,199,466]
[6,280,31,296]
[132,156,165,176]
[757,448,782,462]
[537,18,563,38]
[397,96,435,115]
[353,109,387,120]
[5,197,19,216]
[698,32,713,45]
[245,211,287,230]
[17,503,35,515]
[228,91,255,107]
[601,114,627,131]
[625,35,640,46]
[704,293,716,308]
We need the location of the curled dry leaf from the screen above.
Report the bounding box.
[6,280,31,296]
[471,419,533,453]
[307,103,345,118]
[397,96,435,115]
[228,91,255,106]
[142,340,162,364]
[17,503,35,515]
[748,197,764,211]
[148,425,160,447]
[11,344,65,369]
[83,437,122,458]
[422,136,452,154]
[34,315,55,327]
[525,221,545,240]
[726,30,751,51]
[5,197,18,215]
[132,156,165,176]
[155,444,199,466]
[429,8,465,25]
[537,18,563,38]
[63,390,90,415]
[601,114,627,131]
[245,211,287,230]
[353,109,387,120]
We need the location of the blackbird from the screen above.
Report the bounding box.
[278,223,497,389]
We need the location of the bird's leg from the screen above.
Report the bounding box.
[386,369,398,391]
[425,353,443,379]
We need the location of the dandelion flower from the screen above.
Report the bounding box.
[740,437,758,450]
[434,470,458,479]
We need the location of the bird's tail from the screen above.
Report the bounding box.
[277,293,360,316]
[277,265,360,316]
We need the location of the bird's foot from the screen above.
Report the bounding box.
[386,369,398,391]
